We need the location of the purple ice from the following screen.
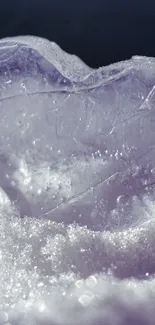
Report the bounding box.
[0,36,155,325]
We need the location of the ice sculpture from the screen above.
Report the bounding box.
[0,36,155,231]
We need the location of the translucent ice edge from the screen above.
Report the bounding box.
[0,35,92,81]
[0,36,155,325]
[1,35,154,81]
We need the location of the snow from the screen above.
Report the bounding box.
[0,195,155,325]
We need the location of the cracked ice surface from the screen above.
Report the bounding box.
[0,36,155,324]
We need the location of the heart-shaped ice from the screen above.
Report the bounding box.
[0,36,155,231]
[0,36,155,325]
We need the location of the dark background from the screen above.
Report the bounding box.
[0,0,155,68]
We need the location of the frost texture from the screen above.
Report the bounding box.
[0,36,155,324]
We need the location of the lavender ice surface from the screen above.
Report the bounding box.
[0,36,155,325]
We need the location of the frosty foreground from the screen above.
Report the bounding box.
[0,36,155,324]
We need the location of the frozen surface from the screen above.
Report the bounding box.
[0,36,155,324]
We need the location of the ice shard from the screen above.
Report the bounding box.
[0,36,155,231]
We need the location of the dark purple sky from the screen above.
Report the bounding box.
[0,0,155,67]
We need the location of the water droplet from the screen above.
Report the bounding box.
[75,280,83,288]
[116,195,129,206]
[86,276,97,288]
[79,294,93,307]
